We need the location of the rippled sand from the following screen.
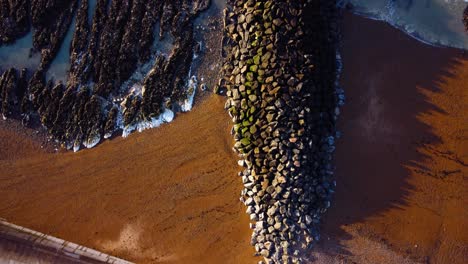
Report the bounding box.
[313,12,467,264]
[0,95,258,263]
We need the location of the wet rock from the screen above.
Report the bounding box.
[104,105,119,139]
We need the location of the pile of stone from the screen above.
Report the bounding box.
[0,0,212,150]
[218,0,341,263]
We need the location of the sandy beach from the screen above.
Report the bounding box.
[0,12,466,264]
[314,12,467,264]
[0,96,258,264]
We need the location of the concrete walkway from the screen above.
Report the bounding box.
[0,218,133,264]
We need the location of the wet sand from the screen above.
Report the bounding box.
[0,12,467,264]
[314,12,467,264]
[0,96,258,264]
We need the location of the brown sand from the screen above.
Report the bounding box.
[313,12,467,264]
[0,12,467,264]
[0,96,258,264]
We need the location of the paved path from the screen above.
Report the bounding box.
[0,219,132,264]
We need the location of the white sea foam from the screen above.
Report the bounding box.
[162,109,175,122]
[347,0,468,49]
[122,123,137,138]
[180,76,197,112]
[73,141,81,152]
[120,108,175,137]
[83,134,101,149]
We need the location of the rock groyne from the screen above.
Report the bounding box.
[218,0,342,262]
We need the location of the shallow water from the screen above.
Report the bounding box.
[347,0,468,49]
[152,22,175,57]
[46,14,77,82]
[0,32,40,71]
[88,0,97,25]
[47,0,99,82]
[212,0,227,10]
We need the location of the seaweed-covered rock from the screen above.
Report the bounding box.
[40,82,63,130]
[31,0,78,70]
[0,68,18,119]
[28,70,46,110]
[69,0,90,78]
[67,87,91,151]
[82,95,105,148]
[50,87,76,140]
[104,105,119,139]
[141,56,167,120]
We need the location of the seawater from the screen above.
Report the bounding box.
[346,0,468,49]
[88,0,97,25]
[47,0,98,82]
[0,32,40,71]
[46,14,76,82]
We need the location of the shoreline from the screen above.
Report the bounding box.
[349,8,468,51]
[343,0,468,50]
[0,95,259,264]
[0,9,466,264]
[0,0,219,152]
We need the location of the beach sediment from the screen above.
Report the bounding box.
[0,10,466,264]
[219,0,341,262]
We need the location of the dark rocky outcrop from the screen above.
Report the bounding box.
[464,5,468,32]
[0,68,19,119]
[219,0,342,262]
[0,0,212,150]
[0,0,30,45]
[31,0,78,70]
[0,67,32,121]
[103,105,119,139]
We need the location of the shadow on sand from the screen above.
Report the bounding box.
[313,11,466,262]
